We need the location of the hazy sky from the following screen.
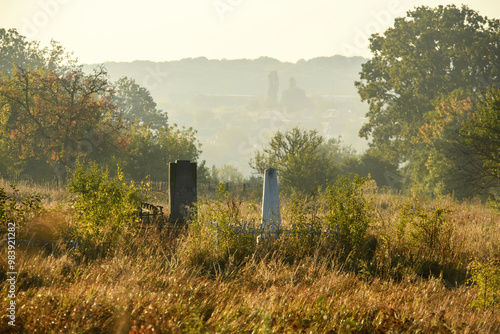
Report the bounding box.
[2,0,500,63]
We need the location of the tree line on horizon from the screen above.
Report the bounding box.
[0,28,204,184]
[1,4,499,200]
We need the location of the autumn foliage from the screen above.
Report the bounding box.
[0,66,127,178]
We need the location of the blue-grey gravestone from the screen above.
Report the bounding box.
[169,160,197,224]
[260,168,281,236]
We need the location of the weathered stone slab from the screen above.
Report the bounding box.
[169,160,197,224]
[260,168,281,236]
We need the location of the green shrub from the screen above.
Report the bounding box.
[403,199,454,265]
[286,190,324,258]
[181,183,258,275]
[68,161,148,259]
[325,175,374,269]
[379,197,464,282]
[468,260,500,310]
[0,184,42,235]
[407,203,452,256]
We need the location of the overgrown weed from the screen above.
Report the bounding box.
[1,176,500,332]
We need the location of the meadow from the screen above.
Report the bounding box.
[1,174,499,333]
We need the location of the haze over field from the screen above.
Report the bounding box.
[81,56,370,175]
[3,0,498,175]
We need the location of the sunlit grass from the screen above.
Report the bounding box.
[1,182,499,333]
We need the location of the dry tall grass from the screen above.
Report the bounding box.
[0,178,68,209]
[1,181,499,333]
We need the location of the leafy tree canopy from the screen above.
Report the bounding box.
[0,28,77,75]
[123,123,202,181]
[356,5,500,164]
[0,66,125,179]
[250,127,337,193]
[113,76,167,129]
[0,30,207,184]
[414,89,500,198]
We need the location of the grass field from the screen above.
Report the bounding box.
[1,177,500,333]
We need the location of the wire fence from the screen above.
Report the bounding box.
[1,175,263,202]
[199,182,262,195]
[147,181,262,196]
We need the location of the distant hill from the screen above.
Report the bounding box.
[83,56,371,175]
[82,55,368,105]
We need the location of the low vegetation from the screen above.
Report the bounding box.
[1,3,500,332]
[1,170,499,333]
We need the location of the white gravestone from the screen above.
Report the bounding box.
[260,168,281,237]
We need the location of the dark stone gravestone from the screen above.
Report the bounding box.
[169,160,197,224]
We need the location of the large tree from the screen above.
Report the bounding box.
[250,127,336,193]
[0,66,123,179]
[415,89,500,198]
[0,30,208,183]
[461,89,500,182]
[123,123,202,181]
[356,5,500,164]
